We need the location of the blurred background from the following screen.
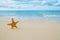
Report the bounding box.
[0,0,60,10]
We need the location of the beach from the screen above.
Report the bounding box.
[0,0,60,40]
[0,16,60,40]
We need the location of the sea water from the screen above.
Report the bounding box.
[0,10,60,22]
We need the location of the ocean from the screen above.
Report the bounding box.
[0,10,60,22]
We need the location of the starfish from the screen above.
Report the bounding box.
[7,18,19,29]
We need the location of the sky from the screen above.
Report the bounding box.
[0,0,60,10]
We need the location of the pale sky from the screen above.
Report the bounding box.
[0,0,60,10]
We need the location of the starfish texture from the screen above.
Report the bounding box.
[7,18,19,29]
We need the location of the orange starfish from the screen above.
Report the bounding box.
[7,18,19,29]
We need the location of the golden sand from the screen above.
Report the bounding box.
[0,17,60,40]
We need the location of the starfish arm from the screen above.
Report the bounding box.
[11,27,14,29]
[15,26,17,28]
[16,21,19,23]
[12,18,14,22]
[7,24,11,25]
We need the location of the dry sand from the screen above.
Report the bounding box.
[0,17,60,40]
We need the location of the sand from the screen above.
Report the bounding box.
[0,17,60,40]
